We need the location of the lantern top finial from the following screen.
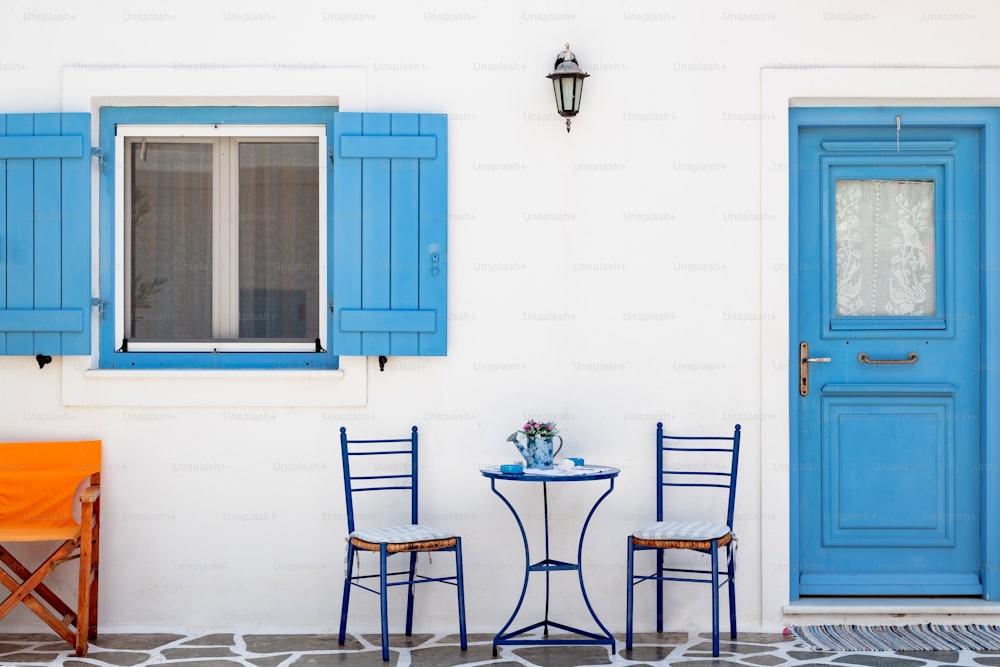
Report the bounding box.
[548,44,589,79]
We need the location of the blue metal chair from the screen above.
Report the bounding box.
[337,426,467,662]
[626,422,741,657]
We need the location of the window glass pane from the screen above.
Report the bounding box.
[835,179,936,316]
[130,142,213,340]
[238,142,319,340]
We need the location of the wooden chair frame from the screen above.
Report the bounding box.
[0,440,101,656]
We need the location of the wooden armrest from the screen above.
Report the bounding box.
[79,486,101,503]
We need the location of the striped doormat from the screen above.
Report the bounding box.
[791,624,1000,651]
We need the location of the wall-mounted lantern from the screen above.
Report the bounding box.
[546,43,589,133]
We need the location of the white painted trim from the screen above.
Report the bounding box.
[62,356,368,407]
[115,125,328,350]
[783,597,1000,627]
[116,125,329,137]
[785,597,1000,615]
[62,65,368,112]
[761,66,1000,629]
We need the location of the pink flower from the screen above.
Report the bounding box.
[519,419,559,437]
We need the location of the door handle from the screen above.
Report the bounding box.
[858,352,918,365]
[799,341,831,397]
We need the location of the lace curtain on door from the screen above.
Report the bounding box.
[835,179,936,317]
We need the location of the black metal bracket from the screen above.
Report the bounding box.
[378,355,388,372]
[35,354,52,369]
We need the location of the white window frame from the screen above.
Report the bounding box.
[114,124,328,353]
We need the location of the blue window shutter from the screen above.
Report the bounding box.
[0,113,91,356]
[331,113,447,356]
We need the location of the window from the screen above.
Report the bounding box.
[98,107,338,369]
[0,107,448,370]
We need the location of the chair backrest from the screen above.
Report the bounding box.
[339,426,419,533]
[0,440,101,540]
[656,422,741,528]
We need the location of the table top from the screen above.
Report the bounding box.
[480,464,620,482]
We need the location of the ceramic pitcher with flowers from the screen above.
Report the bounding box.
[507,419,563,470]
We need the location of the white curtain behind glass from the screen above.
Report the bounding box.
[835,179,936,317]
[238,142,319,340]
[130,142,213,340]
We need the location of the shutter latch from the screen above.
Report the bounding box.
[91,297,109,320]
[90,147,108,171]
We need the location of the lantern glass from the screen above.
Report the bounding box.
[561,77,577,114]
[552,78,566,114]
[570,78,583,113]
[551,75,585,117]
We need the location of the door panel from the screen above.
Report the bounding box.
[822,394,959,546]
[793,111,982,596]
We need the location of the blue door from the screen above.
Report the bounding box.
[792,108,983,596]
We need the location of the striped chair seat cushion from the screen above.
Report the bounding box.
[633,520,731,542]
[351,524,456,545]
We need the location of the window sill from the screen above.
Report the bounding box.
[62,356,367,407]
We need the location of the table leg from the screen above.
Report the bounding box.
[576,477,616,652]
[487,476,617,655]
[542,481,550,635]
[489,478,533,656]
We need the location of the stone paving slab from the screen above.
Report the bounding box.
[0,630,996,666]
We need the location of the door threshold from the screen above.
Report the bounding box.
[784,598,1000,624]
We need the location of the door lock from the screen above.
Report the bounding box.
[799,341,831,397]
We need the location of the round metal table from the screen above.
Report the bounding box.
[480,464,620,655]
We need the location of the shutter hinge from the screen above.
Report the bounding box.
[91,147,108,171]
[327,146,335,164]
[91,297,109,320]
[328,298,334,313]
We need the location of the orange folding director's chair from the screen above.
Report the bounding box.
[0,440,101,656]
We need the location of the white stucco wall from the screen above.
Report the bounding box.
[3,0,1000,636]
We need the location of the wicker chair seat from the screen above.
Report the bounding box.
[350,524,458,553]
[632,519,733,550]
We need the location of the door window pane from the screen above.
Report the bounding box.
[129,142,213,340]
[835,179,936,316]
